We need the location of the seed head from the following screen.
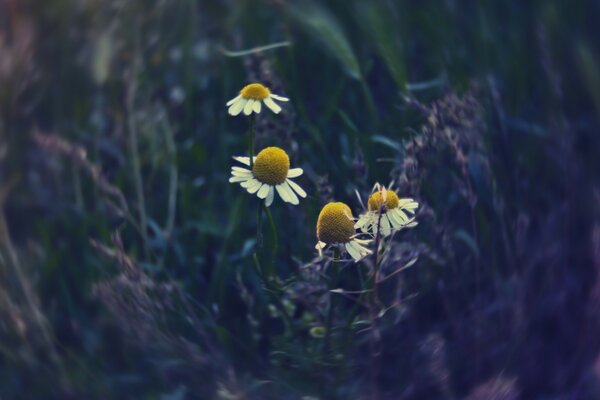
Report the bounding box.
[252,147,290,185]
[240,83,270,100]
[368,190,399,212]
[317,202,355,244]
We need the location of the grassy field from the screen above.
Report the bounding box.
[1,0,600,398]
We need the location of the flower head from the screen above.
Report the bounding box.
[226,83,289,116]
[315,202,371,262]
[355,185,418,237]
[229,146,306,207]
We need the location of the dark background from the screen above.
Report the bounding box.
[1,0,600,398]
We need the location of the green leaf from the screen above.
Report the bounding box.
[290,1,361,80]
[371,134,402,151]
[357,2,406,89]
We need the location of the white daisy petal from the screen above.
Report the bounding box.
[379,215,391,236]
[263,97,282,114]
[356,241,372,257]
[345,242,362,262]
[229,176,250,183]
[257,184,270,199]
[387,210,403,228]
[233,156,251,166]
[241,178,258,188]
[265,186,275,207]
[253,100,261,113]
[226,95,241,106]
[243,99,255,115]
[287,168,303,178]
[315,241,326,257]
[231,171,252,178]
[399,200,419,214]
[397,198,413,208]
[395,209,410,224]
[275,184,290,203]
[228,98,247,116]
[286,179,306,198]
[246,180,262,194]
[354,214,369,229]
[270,94,289,102]
[232,166,252,174]
[353,238,372,246]
[282,181,299,205]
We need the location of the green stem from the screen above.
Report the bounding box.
[248,114,255,169]
[257,201,263,248]
[264,205,278,264]
[323,247,341,357]
[253,253,293,330]
[368,208,384,400]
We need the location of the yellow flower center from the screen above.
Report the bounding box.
[368,190,399,212]
[252,147,290,185]
[317,202,355,244]
[240,83,270,100]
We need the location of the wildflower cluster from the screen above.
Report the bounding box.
[226,82,419,264]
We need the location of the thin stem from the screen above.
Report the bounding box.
[323,247,341,357]
[264,205,279,273]
[256,201,264,248]
[372,211,384,305]
[248,114,255,169]
[125,31,150,261]
[252,253,293,330]
[369,208,384,400]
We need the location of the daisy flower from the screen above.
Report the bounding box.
[229,146,306,207]
[354,185,418,237]
[315,202,372,262]
[226,83,289,116]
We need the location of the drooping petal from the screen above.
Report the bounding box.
[241,178,258,188]
[398,198,419,213]
[345,242,362,262]
[354,214,369,229]
[226,95,241,106]
[257,184,270,199]
[286,178,307,198]
[243,99,255,116]
[380,215,391,236]
[228,98,246,116]
[281,181,299,205]
[353,237,372,246]
[265,186,275,207]
[275,183,290,203]
[253,100,261,114]
[270,94,289,102]
[246,180,262,194]
[395,208,410,224]
[387,210,403,228]
[263,97,282,114]
[353,240,372,257]
[315,241,326,257]
[287,168,303,178]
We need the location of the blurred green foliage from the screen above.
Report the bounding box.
[1,0,600,399]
